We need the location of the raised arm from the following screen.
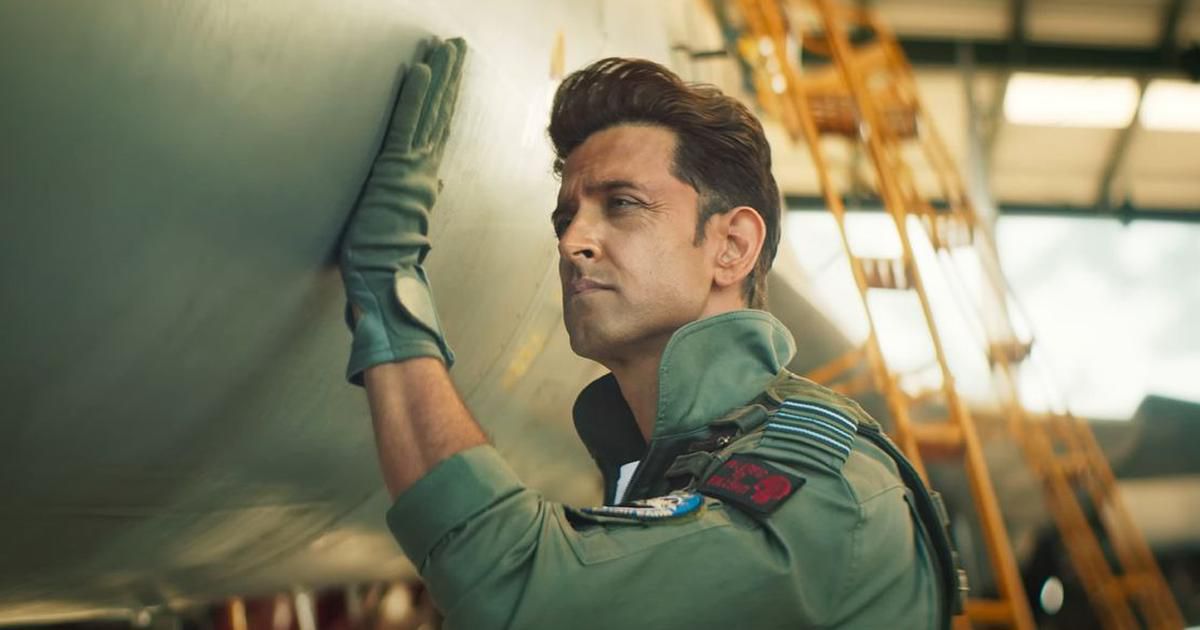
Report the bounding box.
[338,37,483,496]
[363,359,486,497]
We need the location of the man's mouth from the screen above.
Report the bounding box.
[568,278,614,296]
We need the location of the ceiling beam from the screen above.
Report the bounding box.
[957,43,1000,229]
[972,0,1025,182]
[1095,78,1150,214]
[900,38,1183,74]
[1158,0,1186,61]
[703,1,1192,75]
[983,78,1008,152]
[1009,0,1028,52]
[1095,1,1186,213]
[785,195,1200,224]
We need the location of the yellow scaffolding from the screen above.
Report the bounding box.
[729,0,1184,628]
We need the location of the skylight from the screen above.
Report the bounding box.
[1004,72,1141,128]
[785,209,1200,420]
[1139,79,1200,132]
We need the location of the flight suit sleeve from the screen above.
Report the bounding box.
[386,445,853,629]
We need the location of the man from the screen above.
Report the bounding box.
[340,38,962,628]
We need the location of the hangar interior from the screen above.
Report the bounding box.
[1,0,1197,629]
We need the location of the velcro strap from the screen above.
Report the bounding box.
[665,451,717,484]
[709,404,769,433]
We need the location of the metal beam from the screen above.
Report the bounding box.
[1095,1,1185,213]
[1158,0,1186,61]
[1184,43,1200,81]
[973,0,1023,175]
[957,42,999,229]
[1009,0,1028,52]
[785,195,1200,224]
[1095,77,1149,213]
[708,0,1190,74]
[899,38,1180,74]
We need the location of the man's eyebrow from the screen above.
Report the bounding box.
[584,179,646,195]
[551,198,576,221]
[553,179,648,218]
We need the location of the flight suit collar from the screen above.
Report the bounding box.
[572,310,797,502]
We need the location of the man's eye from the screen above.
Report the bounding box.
[608,197,639,209]
[552,215,571,238]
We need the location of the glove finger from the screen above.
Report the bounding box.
[414,37,435,64]
[385,62,432,153]
[415,39,457,147]
[436,38,468,141]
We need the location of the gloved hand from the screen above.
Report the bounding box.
[341,37,467,385]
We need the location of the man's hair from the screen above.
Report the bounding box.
[548,58,781,310]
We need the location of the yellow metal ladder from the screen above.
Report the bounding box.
[978,205,1184,627]
[729,0,1184,627]
[733,0,1033,625]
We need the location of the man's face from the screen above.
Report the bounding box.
[553,124,719,365]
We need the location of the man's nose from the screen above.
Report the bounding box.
[557,212,600,261]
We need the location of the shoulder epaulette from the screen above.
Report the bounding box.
[764,398,860,467]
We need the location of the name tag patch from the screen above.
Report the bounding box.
[699,454,805,515]
[580,491,704,521]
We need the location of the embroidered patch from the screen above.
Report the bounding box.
[699,454,806,515]
[580,491,704,521]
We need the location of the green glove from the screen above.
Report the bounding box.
[341,37,467,385]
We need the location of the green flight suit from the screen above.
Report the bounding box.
[387,310,945,628]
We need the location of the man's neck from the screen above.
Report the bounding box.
[603,301,743,444]
[608,347,665,443]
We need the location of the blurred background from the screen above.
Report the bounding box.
[0,0,1196,628]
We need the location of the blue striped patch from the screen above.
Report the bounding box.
[766,422,852,455]
[780,400,858,432]
[766,399,860,463]
[774,410,855,442]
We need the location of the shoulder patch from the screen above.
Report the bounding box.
[579,491,704,521]
[765,398,860,466]
[699,454,806,515]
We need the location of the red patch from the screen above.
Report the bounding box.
[699,454,805,515]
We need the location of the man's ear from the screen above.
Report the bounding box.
[713,206,765,290]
